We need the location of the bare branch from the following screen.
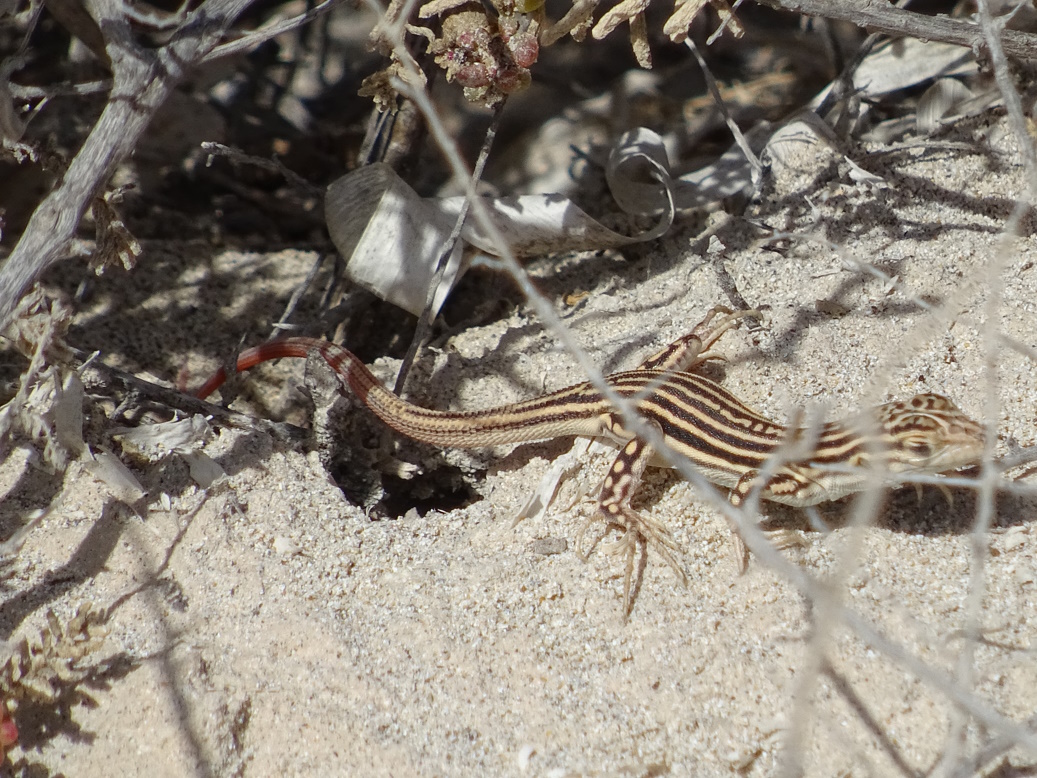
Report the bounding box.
[754,0,1037,60]
[202,0,345,63]
[0,0,256,330]
[71,347,309,446]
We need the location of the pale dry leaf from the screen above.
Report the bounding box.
[591,0,650,40]
[514,437,597,524]
[917,78,974,133]
[811,38,977,111]
[325,153,675,316]
[51,369,87,460]
[182,450,226,488]
[542,0,598,44]
[111,415,223,489]
[83,449,146,504]
[846,161,887,191]
[419,0,470,18]
[111,417,225,489]
[0,78,25,142]
[112,414,212,460]
[629,12,652,69]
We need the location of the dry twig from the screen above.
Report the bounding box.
[0,0,257,330]
[755,0,1037,60]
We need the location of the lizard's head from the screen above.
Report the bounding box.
[872,393,985,473]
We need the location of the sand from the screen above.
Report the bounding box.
[2,105,1036,776]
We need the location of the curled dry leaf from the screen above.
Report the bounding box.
[326,111,895,317]
[323,124,753,315]
[90,186,142,275]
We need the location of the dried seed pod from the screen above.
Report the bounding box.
[496,67,531,94]
[507,32,539,68]
[455,63,492,88]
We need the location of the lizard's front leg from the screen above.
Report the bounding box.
[726,465,816,572]
[638,306,763,373]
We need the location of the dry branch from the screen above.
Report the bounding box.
[71,348,309,447]
[755,0,1037,60]
[0,0,256,330]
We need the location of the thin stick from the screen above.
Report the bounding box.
[391,98,505,395]
[71,347,308,446]
[272,253,328,337]
[201,0,345,63]
[755,0,1037,60]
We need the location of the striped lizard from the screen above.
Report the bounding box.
[195,307,985,613]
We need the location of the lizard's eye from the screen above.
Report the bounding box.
[905,439,934,457]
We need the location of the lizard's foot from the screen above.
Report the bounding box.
[693,306,764,358]
[599,505,687,619]
[727,523,810,574]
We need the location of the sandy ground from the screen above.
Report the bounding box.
[3,108,1037,777]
